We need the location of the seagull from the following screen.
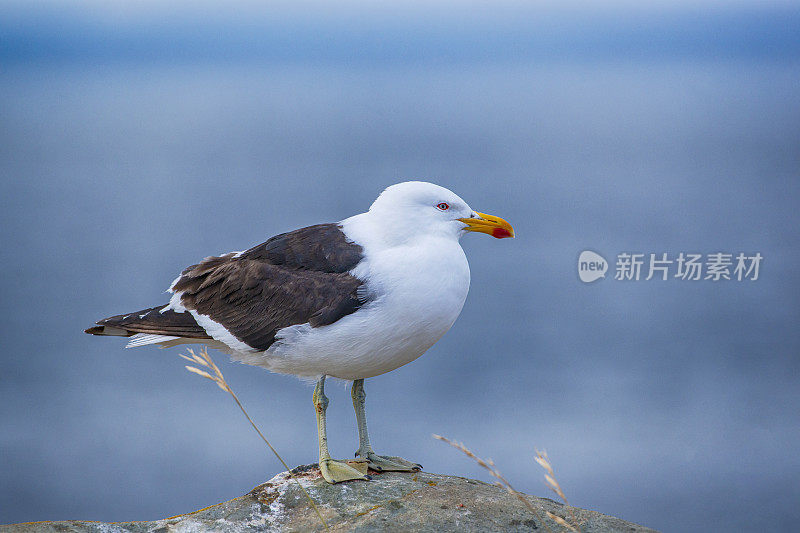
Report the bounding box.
[86,181,514,483]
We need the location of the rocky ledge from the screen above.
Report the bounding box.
[2,465,657,532]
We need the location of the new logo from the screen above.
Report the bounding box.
[578,250,608,283]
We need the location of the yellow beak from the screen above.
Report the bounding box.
[458,212,515,239]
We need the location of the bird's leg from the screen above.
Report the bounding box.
[352,378,422,472]
[313,375,370,483]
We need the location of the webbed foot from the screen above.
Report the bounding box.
[319,458,371,484]
[356,451,422,472]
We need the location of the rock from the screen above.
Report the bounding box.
[1,465,658,532]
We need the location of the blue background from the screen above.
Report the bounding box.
[2,2,799,531]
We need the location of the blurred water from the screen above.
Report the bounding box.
[1,60,799,532]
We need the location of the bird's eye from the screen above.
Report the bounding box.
[436,202,450,211]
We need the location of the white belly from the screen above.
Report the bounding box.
[234,237,471,380]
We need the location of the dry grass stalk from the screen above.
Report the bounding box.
[534,449,580,529]
[433,434,554,532]
[545,511,578,532]
[534,450,568,503]
[181,348,328,530]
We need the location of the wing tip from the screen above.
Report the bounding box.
[84,325,134,337]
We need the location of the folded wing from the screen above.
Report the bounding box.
[86,223,366,352]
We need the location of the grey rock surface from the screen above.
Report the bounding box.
[1,465,658,532]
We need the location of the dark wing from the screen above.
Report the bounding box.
[238,223,363,272]
[86,224,365,351]
[85,305,211,339]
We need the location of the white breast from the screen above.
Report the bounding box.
[237,216,471,380]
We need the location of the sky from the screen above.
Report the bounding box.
[3,1,800,64]
[1,2,799,532]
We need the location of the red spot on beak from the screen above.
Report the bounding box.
[492,227,512,239]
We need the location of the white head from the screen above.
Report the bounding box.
[367,181,514,244]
